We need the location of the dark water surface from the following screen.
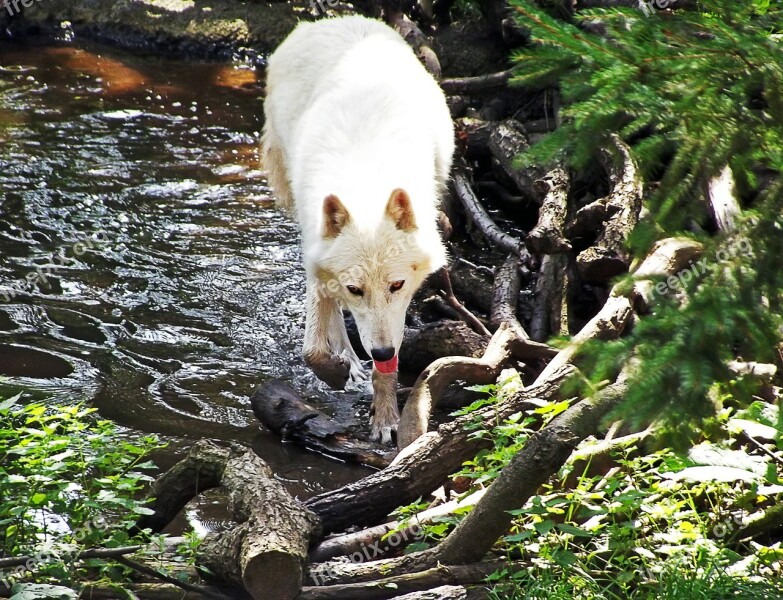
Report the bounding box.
[0,40,370,531]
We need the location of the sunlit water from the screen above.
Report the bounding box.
[0,40,371,530]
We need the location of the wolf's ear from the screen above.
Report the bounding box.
[385,188,417,232]
[322,194,351,239]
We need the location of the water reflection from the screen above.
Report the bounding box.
[0,40,370,516]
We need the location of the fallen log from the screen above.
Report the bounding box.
[433,374,629,564]
[576,135,644,282]
[304,366,572,535]
[490,253,522,330]
[526,167,571,255]
[455,117,494,158]
[390,585,472,599]
[565,199,620,241]
[706,165,740,232]
[629,237,703,312]
[529,252,569,342]
[309,489,485,563]
[250,380,396,469]
[135,440,241,534]
[400,320,488,376]
[198,451,321,600]
[488,119,543,204]
[397,321,529,448]
[309,374,629,586]
[304,561,521,597]
[440,70,513,95]
[452,166,528,258]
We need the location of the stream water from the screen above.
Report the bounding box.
[0,40,370,532]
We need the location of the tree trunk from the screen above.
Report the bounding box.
[526,167,571,255]
[576,135,643,282]
[198,452,321,600]
[135,440,240,534]
[304,368,572,535]
[397,322,528,448]
[433,378,628,564]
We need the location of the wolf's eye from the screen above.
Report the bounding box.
[389,280,405,293]
[346,285,364,297]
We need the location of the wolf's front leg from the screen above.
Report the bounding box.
[302,278,351,390]
[370,368,400,445]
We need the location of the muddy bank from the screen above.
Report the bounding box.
[4,0,303,59]
[2,0,507,75]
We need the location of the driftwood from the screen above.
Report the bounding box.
[305,560,522,597]
[440,70,513,95]
[487,119,543,204]
[438,267,492,336]
[309,490,485,563]
[526,167,572,255]
[452,166,527,258]
[135,440,241,534]
[400,320,488,375]
[576,135,644,282]
[198,451,321,600]
[398,321,528,448]
[706,165,740,232]
[250,380,396,468]
[530,252,569,342]
[304,367,572,534]
[490,253,521,330]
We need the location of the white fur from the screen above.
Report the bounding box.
[262,16,454,443]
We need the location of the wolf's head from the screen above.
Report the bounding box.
[314,188,446,373]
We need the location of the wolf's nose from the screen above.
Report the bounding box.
[371,347,395,362]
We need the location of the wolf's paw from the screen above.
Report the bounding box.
[370,418,398,445]
[304,351,351,390]
[369,393,400,445]
[346,353,368,383]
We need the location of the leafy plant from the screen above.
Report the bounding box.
[506,0,783,441]
[0,393,162,586]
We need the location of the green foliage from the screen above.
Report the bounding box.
[0,394,162,585]
[511,0,783,228]
[508,0,783,440]
[414,386,783,598]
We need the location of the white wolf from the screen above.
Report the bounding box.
[262,16,454,443]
